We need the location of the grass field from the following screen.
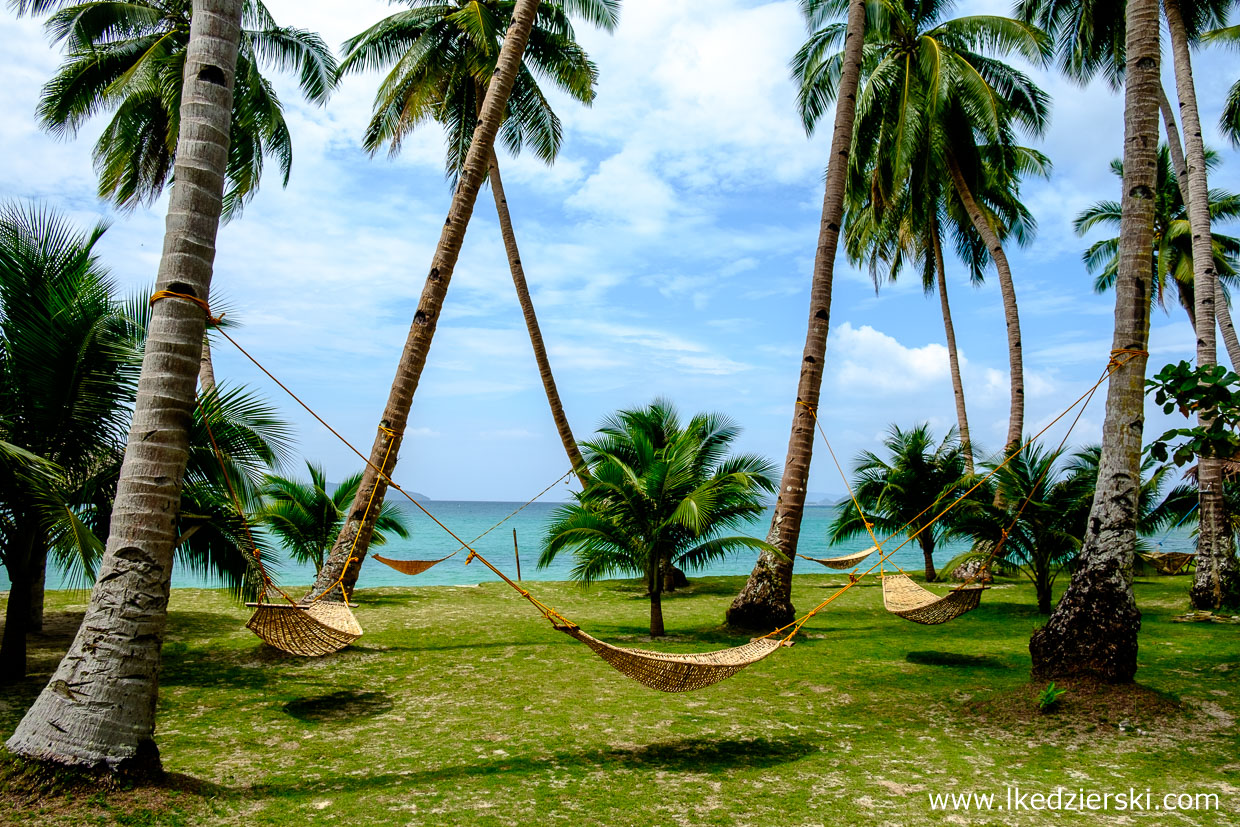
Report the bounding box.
[2,572,1239,825]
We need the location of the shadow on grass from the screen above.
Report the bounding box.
[906,650,1008,669]
[247,735,819,799]
[283,690,394,723]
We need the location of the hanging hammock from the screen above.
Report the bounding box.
[373,551,457,576]
[554,625,790,692]
[1137,551,1195,576]
[245,600,363,657]
[799,546,876,570]
[881,573,986,625]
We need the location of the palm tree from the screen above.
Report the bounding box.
[259,462,410,573]
[828,424,969,582]
[13,0,336,220]
[955,444,1173,613]
[338,1,619,487]
[1020,0,1238,616]
[305,0,546,605]
[1027,0,1160,683]
[541,400,776,637]
[7,0,247,772]
[0,201,136,678]
[1076,147,1240,329]
[725,0,868,631]
[1207,25,1239,147]
[797,0,1051,455]
[841,144,1048,474]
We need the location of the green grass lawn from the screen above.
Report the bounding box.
[2,572,1239,825]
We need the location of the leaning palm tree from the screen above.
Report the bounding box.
[306,0,546,605]
[797,0,1051,455]
[7,0,248,772]
[1076,146,1240,330]
[13,0,337,220]
[828,424,969,582]
[259,462,410,574]
[725,0,868,630]
[1027,0,1160,682]
[541,400,777,637]
[337,0,619,486]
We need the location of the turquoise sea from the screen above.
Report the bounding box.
[7,500,1199,593]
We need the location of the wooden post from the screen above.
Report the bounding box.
[513,529,522,581]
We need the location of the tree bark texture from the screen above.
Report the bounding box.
[488,149,588,486]
[6,0,243,770]
[933,221,973,474]
[946,154,1024,453]
[1164,0,1240,609]
[1028,0,1158,683]
[306,0,544,603]
[919,535,937,583]
[725,0,866,631]
[26,543,47,634]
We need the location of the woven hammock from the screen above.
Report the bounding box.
[373,552,455,576]
[1137,551,1195,575]
[800,546,877,570]
[245,601,363,657]
[881,573,986,625]
[555,626,788,692]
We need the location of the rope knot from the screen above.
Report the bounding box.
[150,289,223,326]
[1107,348,1149,371]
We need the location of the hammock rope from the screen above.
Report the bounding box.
[154,289,1147,683]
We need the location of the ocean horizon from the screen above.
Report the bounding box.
[4,500,1198,594]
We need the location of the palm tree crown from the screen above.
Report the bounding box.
[339,0,618,181]
[1075,145,1240,322]
[14,0,338,218]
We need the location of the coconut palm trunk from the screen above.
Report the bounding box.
[945,154,1024,453]
[6,0,244,770]
[648,557,665,637]
[932,217,974,473]
[725,0,866,630]
[1028,0,1158,682]
[0,524,38,682]
[1164,0,1240,608]
[486,146,588,485]
[198,334,217,391]
[305,0,543,603]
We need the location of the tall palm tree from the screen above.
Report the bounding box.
[305,0,545,605]
[1020,0,1238,615]
[1161,0,1236,611]
[259,462,410,573]
[841,144,1048,474]
[338,0,619,487]
[541,400,776,637]
[1028,0,1160,682]
[798,0,1051,455]
[1076,146,1240,329]
[725,0,868,630]
[7,0,247,772]
[828,424,969,582]
[13,0,337,220]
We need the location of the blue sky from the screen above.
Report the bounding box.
[1,0,1237,502]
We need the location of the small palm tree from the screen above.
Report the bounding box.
[956,444,1174,613]
[828,424,970,582]
[1076,145,1240,326]
[259,462,410,574]
[541,400,777,637]
[14,0,337,218]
